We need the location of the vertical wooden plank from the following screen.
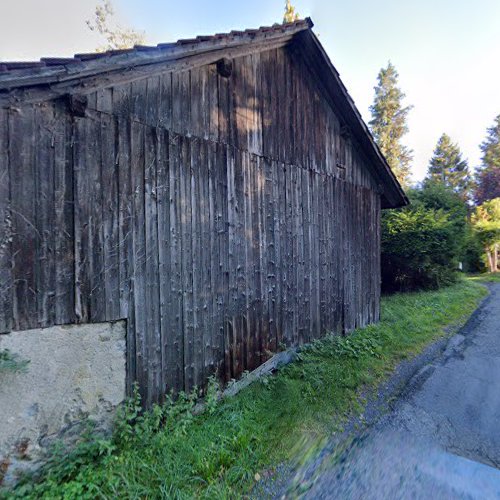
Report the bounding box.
[117,117,131,319]
[250,154,263,364]
[146,76,160,127]
[233,57,247,153]
[53,104,74,325]
[215,143,229,381]
[259,49,272,159]
[318,170,327,335]
[235,149,246,375]
[131,79,147,123]
[144,125,161,404]
[294,166,305,345]
[264,156,277,354]
[89,115,106,322]
[101,113,120,320]
[96,87,113,114]
[310,170,320,339]
[218,70,230,145]
[276,48,287,163]
[190,67,201,139]
[9,107,36,331]
[156,127,170,395]
[180,71,191,137]
[273,160,284,348]
[117,117,135,393]
[301,167,311,343]
[159,72,173,130]
[131,120,147,398]
[0,108,12,333]
[199,66,210,141]
[282,166,297,347]
[242,151,254,369]
[207,141,220,377]
[111,82,133,118]
[73,116,90,323]
[208,64,219,142]
[167,133,184,392]
[180,136,194,391]
[34,104,56,328]
[249,52,263,155]
[190,135,204,388]
[199,139,214,381]
[226,145,238,377]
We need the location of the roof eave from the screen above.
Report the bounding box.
[297,29,408,209]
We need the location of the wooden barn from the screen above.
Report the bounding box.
[0,19,407,404]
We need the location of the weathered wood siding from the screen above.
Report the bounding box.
[0,44,381,403]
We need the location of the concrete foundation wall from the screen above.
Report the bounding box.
[0,321,126,484]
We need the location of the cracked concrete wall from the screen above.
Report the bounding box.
[0,320,126,484]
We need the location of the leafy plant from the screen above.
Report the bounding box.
[381,183,469,292]
[471,198,500,272]
[0,349,29,374]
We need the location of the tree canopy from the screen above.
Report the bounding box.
[471,198,500,272]
[87,0,145,52]
[426,134,470,200]
[369,62,413,188]
[283,0,300,23]
[475,115,500,204]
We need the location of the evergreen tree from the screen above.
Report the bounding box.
[475,115,500,204]
[426,133,471,200]
[283,0,300,23]
[369,62,413,188]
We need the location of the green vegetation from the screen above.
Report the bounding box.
[469,272,500,283]
[475,114,500,205]
[0,349,29,375]
[426,133,471,201]
[283,0,300,23]
[6,280,487,499]
[369,62,413,188]
[471,198,500,273]
[87,0,145,51]
[381,183,468,292]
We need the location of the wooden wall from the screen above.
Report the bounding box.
[0,44,381,404]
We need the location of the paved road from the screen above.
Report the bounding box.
[303,283,500,499]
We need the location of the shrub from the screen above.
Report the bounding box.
[471,198,500,272]
[381,205,460,292]
[381,183,470,292]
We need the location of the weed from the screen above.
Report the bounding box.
[0,349,29,375]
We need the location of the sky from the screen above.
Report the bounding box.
[1,0,499,183]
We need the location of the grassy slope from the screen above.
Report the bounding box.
[8,280,487,499]
[469,272,500,283]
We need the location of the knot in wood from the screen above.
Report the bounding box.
[66,93,88,117]
[216,58,233,78]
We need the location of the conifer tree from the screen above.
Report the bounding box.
[475,114,500,204]
[283,0,300,23]
[426,133,471,200]
[369,62,413,188]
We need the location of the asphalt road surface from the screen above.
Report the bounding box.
[304,283,500,499]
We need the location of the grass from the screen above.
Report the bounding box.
[468,272,500,283]
[5,280,488,499]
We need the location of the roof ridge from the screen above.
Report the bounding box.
[0,18,313,73]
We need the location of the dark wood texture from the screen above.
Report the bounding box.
[0,44,383,403]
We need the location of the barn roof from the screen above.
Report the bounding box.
[0,18,408,208]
